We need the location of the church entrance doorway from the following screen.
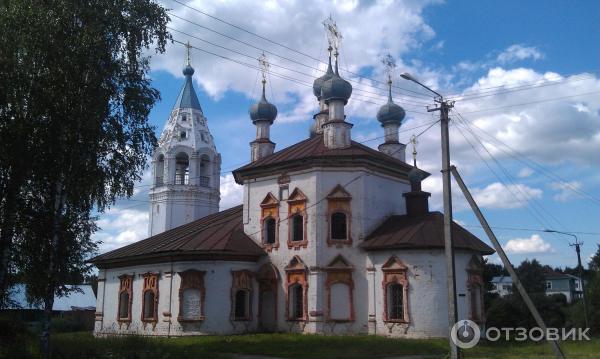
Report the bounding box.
[257,263,279,332]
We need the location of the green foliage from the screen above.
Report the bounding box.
[515,259,546,294]
[589,244,600,272]
[0,0,170,356]
[49,332,448,359]
[585,271,600,334]
[0,315,40,359]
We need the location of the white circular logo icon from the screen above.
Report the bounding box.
[450,320,481,349]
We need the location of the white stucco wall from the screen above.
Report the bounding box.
[95,260,259,336]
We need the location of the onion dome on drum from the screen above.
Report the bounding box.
[312,52,335,100]
[377,82,405,126]
[249,82,277,124]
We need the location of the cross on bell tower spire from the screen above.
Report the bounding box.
[185,41,192,66]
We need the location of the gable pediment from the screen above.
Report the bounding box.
[326,255,353,270]
[285,255,307,271]
[327,184,352,200]
[260,192,279,208]
[382,256,408,272]
[288,188,307,203]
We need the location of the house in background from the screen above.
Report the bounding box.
[544,270,583,303]
[3,284,96,329]
[489,272,583,303]
[490,276,513,297]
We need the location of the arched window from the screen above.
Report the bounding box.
[289,283,304,320]
[331,212,347,240]
[231,271,253,321]
[155,154,165,186]
[118,292,130,320]
[291,214,303,242]
[382,257,409,323]
[175,152,189,185]
[386,283,404,320]
[143,290,156,320]
[199,155,210,187]
[264,217,276,244]
[234,289,250,320]
[117,275,133,322]
[141,273,158,322]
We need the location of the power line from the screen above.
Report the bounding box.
[169,27,427,108]
[167,20,432,106]
[451,117,560,233]
[166,0,434,99]
[454,110,600,206]
[445,71,598,99]
[460,224,600,236]
[453,115,566,232]
[167,1,600,104]
[459,91,600,114]
[173,38,436,113]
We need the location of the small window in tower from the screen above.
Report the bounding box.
[331,212,347,240]
[291,214,303,242]
[263,217,276,244]
[180,131,187,140]
[156,204,159,213]
[182,114,187,122]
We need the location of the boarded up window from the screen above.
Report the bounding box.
[178,270,205,322]
[329,283,351,320]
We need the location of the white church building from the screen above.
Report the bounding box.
[91,46,494,338]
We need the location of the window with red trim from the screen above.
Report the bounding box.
[141,273,159,322]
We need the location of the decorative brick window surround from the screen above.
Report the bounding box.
[178,270,206,322]
[141,272,159,323]
[287,188,308,249]
[260,193,280,252]
[117,274,133,323]
[326,185,352,246]
[231,270,253,321]
[325,255,355,322]
[466,255,485,324]
[285,256,308,321]
[382,257,410,323]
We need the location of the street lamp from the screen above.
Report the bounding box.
[400,72,459,359]
[543,229,589,328]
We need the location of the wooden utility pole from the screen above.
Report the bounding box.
[400,72,460,358]
[429,99,460,359]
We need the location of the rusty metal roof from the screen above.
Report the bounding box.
[360,211,495,255]
[233,134,418,183]
[91,205,264,268]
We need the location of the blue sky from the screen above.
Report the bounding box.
[94,0,600,270]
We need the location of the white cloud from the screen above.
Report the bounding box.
[93,173,243,253]
[220,173,244,210]
[517,168,534,178]
[496,44,544,64]
[472,182,543,209]
[549,181,582,202]
[504,234,553,253]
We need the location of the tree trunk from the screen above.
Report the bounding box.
[0,167,23,307]
[40,179,65,359]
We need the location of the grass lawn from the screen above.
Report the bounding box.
[42,332,600,359]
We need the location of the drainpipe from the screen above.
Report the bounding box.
[101,269,106,330]
[167,259,174,337]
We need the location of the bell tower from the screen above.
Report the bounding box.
[148,43,221,236]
